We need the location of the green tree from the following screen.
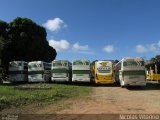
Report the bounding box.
[150,55,160,63]
[0,17,57,78]
[155,55,160,62]
[114,60,119,64]
[7,17,57,62]
[0,20,9,58]
[0,20,9,80]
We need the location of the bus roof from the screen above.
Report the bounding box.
[115,57,144,67]
[28,61,50,64]
[9,61,27,63]
[122,57,144,61]
[72,59,90,62]
[52,60,70,63]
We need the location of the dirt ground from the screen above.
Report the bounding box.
[55,82,160,114]
[1,82,160,120]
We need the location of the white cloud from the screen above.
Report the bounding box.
[136,44,147,53]
[103,45,114,53]
[43,18,66,32]
[136,41,160,53]
[72,43,89,51]
[49,39,70,52]
[158,41,160,47]
[149,44,158,51]
[77,51,95,54]
[49,40,94,54]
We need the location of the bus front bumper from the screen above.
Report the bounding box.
[51,77,69,82]
[123,81,146,86]
[28,76,44,82]
[95,79,115,84]
[72,78,90,82]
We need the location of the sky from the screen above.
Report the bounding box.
[0,0,160,61]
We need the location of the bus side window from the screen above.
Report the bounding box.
[123,62,127,66]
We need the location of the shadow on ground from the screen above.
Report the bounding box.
[1,81,160,90]
[126,82,160,91]
[52,81,119,87]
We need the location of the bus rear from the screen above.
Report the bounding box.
[28,61,51,82]
[8,61,28,82]
[120,58,146,87]
[72,60,90,82]
[51,60,71,82]
[94,61,115,84]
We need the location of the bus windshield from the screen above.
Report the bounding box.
[123,60,144,67]
[9,62,21,68]
[73,61,89,65]
[28,63,42,70]
[53,62,67,67]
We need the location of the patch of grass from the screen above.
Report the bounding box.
[0,83,93,110]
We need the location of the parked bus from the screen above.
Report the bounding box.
[91,60,115,84]
[8,61,28,82]
[115,57,146,87]
[72,59,90,82]
[51,60,72,82]
[28,61,51,82]
[145,61,160,83]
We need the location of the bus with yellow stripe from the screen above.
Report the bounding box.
[92,60,115,84]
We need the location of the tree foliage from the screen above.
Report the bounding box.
[0,20,9,57]
[150,55,160,63]
[114,60,119,64]
[0,17,57,76]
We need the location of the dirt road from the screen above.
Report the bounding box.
[1,82,160,120]
[34,82,160,114]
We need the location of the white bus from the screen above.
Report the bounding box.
[72,59,90,82]
[28,61,51,82]
[115,57,146,87]
[51,60,72,82]
[8,61,28,82]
